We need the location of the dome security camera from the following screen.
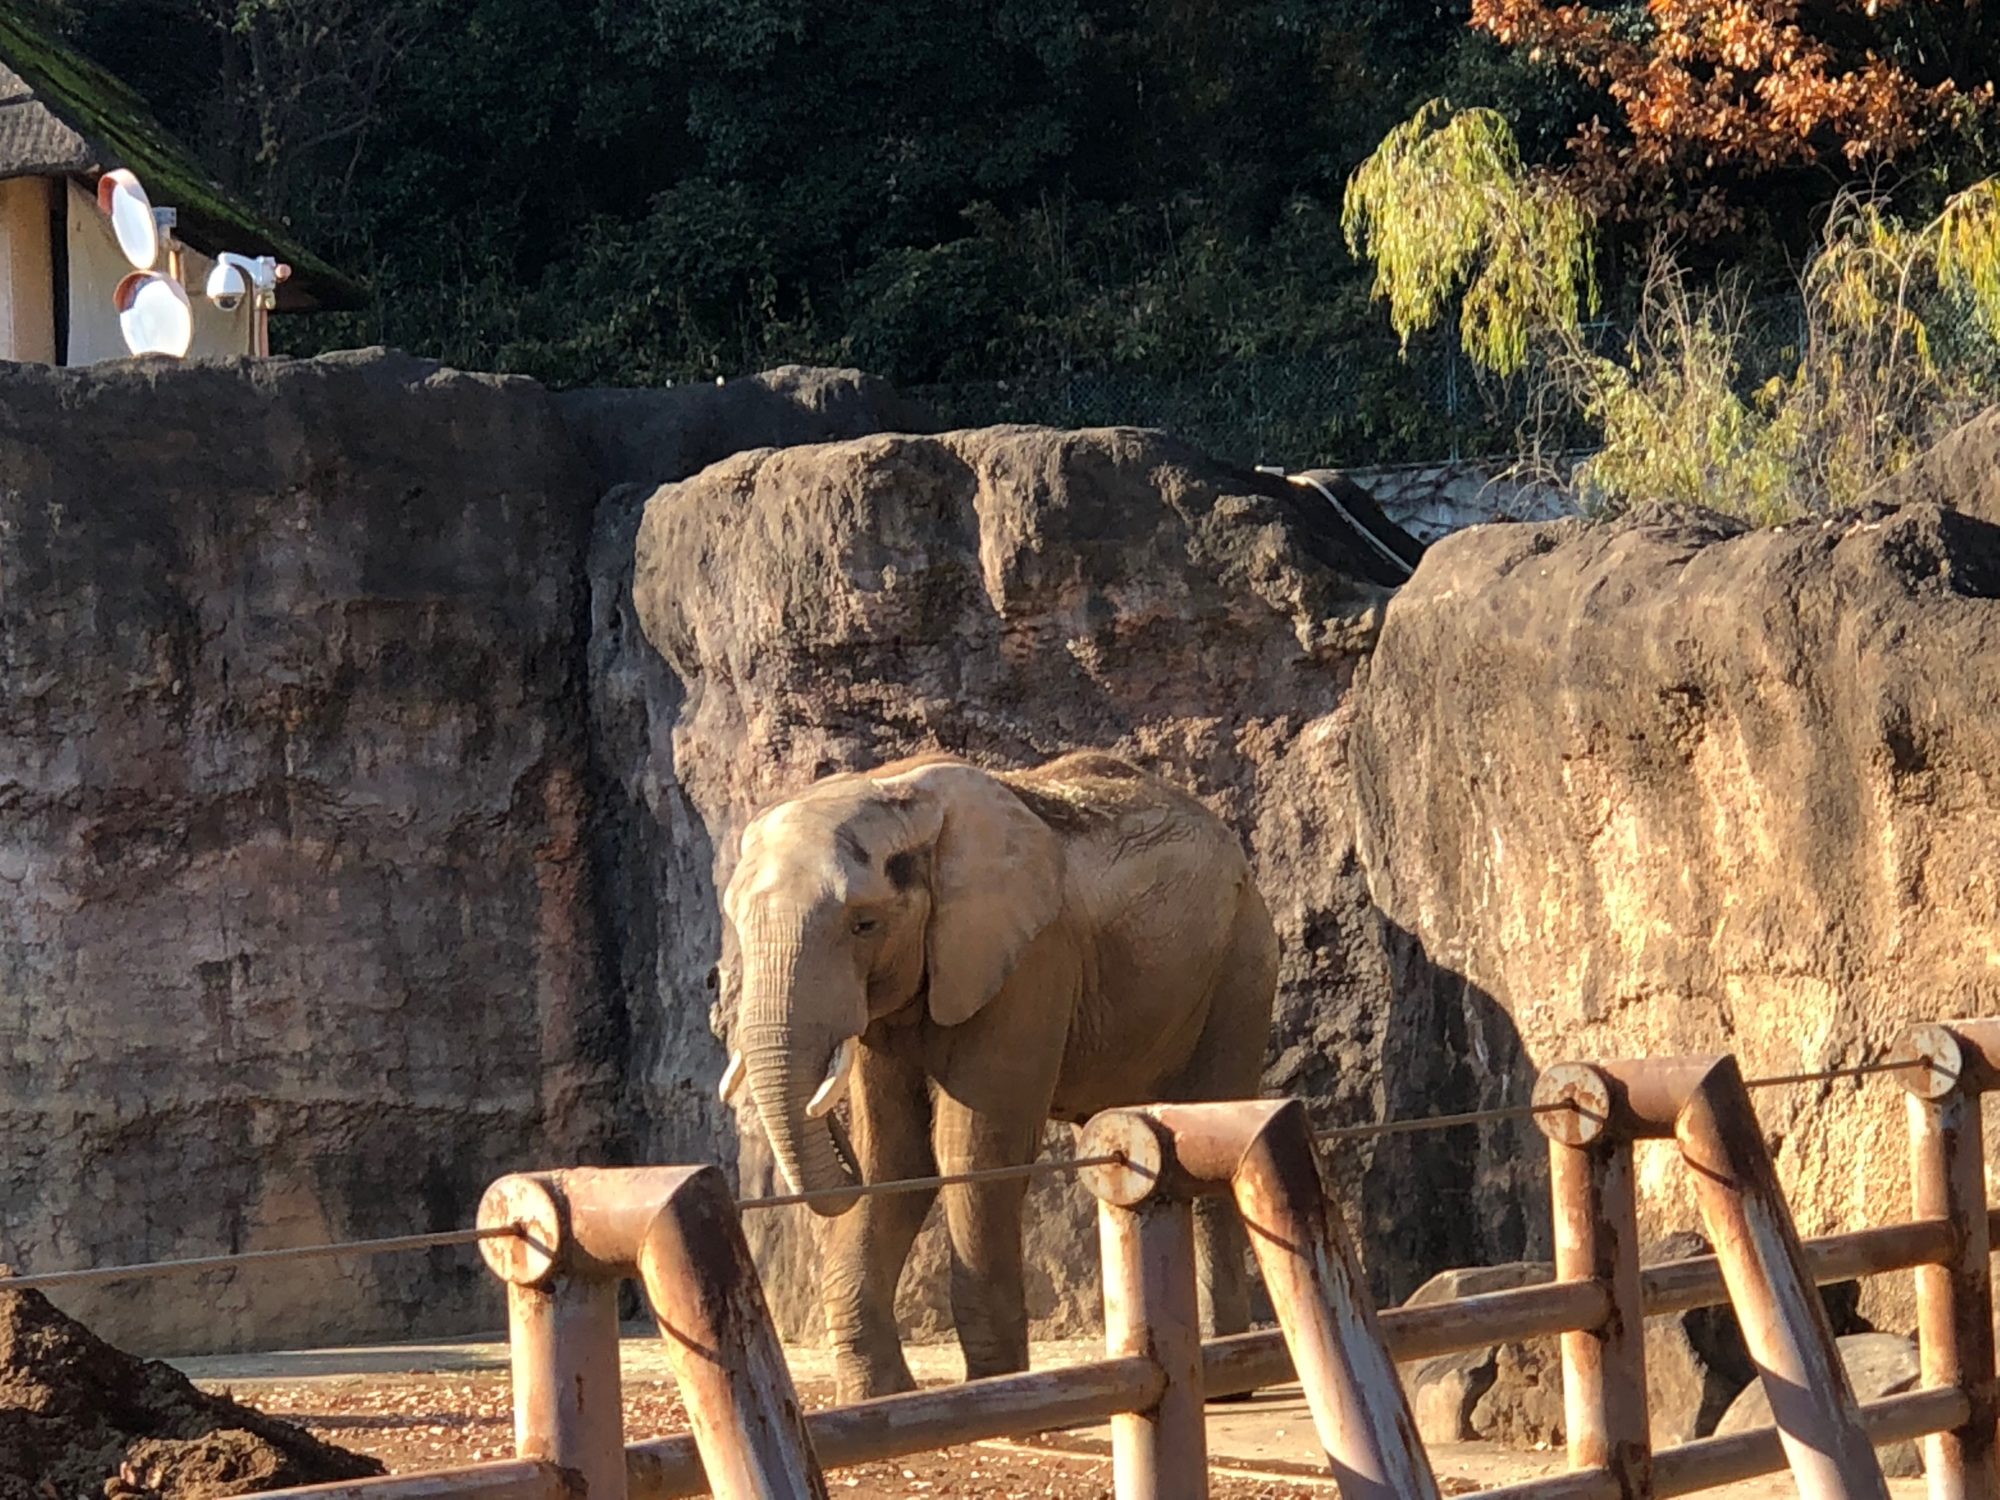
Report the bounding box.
[205,256,252,313]
[205,252,273,314]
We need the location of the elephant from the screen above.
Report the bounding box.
[710,748,1278,1403]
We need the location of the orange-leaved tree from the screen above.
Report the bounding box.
[1471,0,1992,233]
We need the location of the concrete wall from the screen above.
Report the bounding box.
[0,358,940,1356]
[0,352,614,1355]
[1349,459,1573,543]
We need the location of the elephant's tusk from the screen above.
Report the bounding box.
[719,1051,747,1105]
[806,1036,858,1119]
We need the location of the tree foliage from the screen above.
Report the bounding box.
[1350,100,2000,519]
[1470,0,1997,235]
[31,0,1508,391]
[1343,100,1597,373]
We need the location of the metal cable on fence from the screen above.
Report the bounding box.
[1315,1100,1577,1142]
[0,1225,520,1293]
[738,1154,1129,1213]
[0,1055,1930,1293]
[1742,1057,1914,1089]
[1312,1056,1922,1145]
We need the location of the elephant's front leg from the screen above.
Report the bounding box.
[822,1039,936,1404]
[931,1088,1043,1383]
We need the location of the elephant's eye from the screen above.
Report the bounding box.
[850,917,879,936]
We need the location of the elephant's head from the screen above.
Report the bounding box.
[716,759,1063,1210]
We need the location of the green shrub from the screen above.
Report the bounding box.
[1344,102,2000,521]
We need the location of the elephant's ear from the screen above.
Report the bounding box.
[880,762,1064,1027]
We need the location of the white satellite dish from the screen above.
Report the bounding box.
[114,271,194,357]
[96,169,160,271]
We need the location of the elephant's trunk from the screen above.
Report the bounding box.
[739,909,862,1215]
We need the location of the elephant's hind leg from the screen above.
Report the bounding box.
[824,1040,936,1404]
[1167,885,1279,1343]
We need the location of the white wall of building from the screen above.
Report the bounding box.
[0,176,57,364]
[64,179,252,365]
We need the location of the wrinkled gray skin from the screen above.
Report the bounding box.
[714,750,1278,1403]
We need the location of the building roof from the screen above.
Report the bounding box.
[0,5,363,311]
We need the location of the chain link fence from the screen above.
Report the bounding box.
[909,336,1504,472]
[909,294,2000,474]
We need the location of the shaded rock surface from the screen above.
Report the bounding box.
[578,371,946,1178]
[1399,1236,1870,1449]
[1353,500,2000,1334]
[1715,1333,1922,1477]
[1402,1262,1558,1447]
[557,364,938,492]
[0,1281,379,1499]
[0,355,933,1357]
[1873,406,2000,525]
[0,351,614,1356]
[628,425,1494,1342]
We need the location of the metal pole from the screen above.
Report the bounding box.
[1231,1101,1444,1500]
[636,1166,828,1500]
[1100,1190,1208,1500]
[1900,1023,2000,1500]
[1675,1055,1888,1500]
[1537,1062,1651,1499]
[1081,1100,1441,1500]
[506,1277,626,1500]
[481,1164,827,1500]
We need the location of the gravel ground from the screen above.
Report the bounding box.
[219,1371,1342,1498]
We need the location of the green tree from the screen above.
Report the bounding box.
[1346,100,2000,519]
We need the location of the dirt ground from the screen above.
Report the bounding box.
[225,1369,1338,1498]
[180,1335,1931,1500]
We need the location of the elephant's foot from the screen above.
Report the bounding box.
[833,1347,918,1405]
[960,1342,1030,1385]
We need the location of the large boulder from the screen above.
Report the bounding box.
[1715,1333,1923,1477]
[578,369,944,1175]
[627,425,1501,1342]
[1400,1234,1869,1450]
[1352,500,2000,1333]
[1401,1262,1561,1448]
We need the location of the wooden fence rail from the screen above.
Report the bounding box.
[247,1017,2000,1500]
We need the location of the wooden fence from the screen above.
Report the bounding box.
[244,1019,2000,1500]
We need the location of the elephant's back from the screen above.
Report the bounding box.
[999,752,1244,854]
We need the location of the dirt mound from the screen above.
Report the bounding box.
[0,1279,382,1500]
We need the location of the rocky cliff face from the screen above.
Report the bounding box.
[575,367,941,1175]
[627,425,1533,1342]
[0,354,927,1356]
[1352,501,2000,1328]
[0,351,609,1355]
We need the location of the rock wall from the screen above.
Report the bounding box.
[1351,501,2000,1330]
[572,368,939,1174]
[627,425,1539,1344]
[0,351,610,1355]
[1346,459,1574,544]
[0,355,929,1355]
